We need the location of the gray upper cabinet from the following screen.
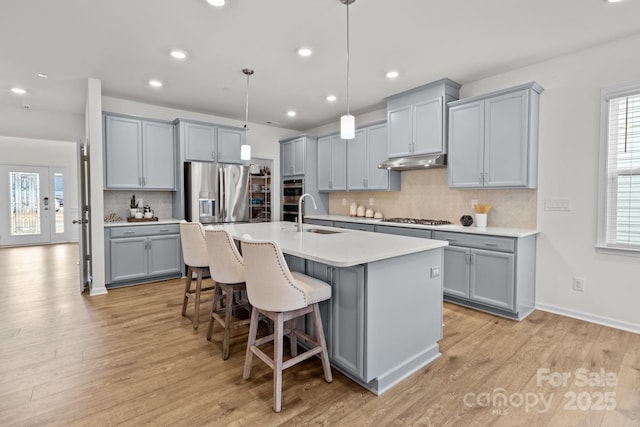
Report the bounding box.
[386,78,461,158]
[184,122,216,161]
[318,135,347,191]
[282,137,305,176]
[217,127,244,164]
[181,121,244,164]
[448,82,543,189]
[104,114,175,190]
[347,123,400,191]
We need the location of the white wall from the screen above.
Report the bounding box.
[461,33,640,331]
[0,104,83,142]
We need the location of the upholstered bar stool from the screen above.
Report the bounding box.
[205,229,251,360]
[241,239,332,413]
[179,220,215,329]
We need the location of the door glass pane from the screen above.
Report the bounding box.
[10,172,40,236]
[55,173,64,234]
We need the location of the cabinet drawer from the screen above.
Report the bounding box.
[433,231,515,253]
[110,224,180,238]
[333,221,375,232]
[375,225,432,239]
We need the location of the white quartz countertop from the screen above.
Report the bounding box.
[305,214,538,238]
[206,221,448,267]
[104,219,182,227]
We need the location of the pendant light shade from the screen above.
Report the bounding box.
[341,114,355,139]
[241,68,254,161]
[339,0,356,139]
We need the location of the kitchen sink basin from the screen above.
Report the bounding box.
[304,228,342,234]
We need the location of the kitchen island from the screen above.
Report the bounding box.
[207,221,448,395]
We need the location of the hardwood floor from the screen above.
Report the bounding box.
[1,243,638,426]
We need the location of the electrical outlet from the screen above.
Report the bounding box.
[369,198,374,206]
[573,277,585,292]
[430,266,441,278]
[471,199,478,209]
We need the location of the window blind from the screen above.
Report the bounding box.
[605,93,640,249]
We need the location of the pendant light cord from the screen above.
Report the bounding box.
[346,0,350,115]
[244,70,251,131]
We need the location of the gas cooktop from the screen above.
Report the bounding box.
[382,217,452,226]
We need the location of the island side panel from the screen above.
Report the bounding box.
[365,248,444,389]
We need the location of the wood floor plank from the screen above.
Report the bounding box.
[1,244,638,426]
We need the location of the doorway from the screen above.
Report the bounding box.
[0,165,68,246]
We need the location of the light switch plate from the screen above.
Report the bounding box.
[430,266,440,278]
[544,199,571,211]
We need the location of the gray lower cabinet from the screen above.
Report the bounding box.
[434,230,534,320]
[306,260,365,379]
[105,224,182,287]
[104,114,176,190]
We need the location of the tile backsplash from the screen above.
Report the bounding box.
[328,169,537,229]
[104,191,174,221]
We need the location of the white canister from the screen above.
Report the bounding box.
[356,205,365,217]
[365,208,374,218]
[475,213,487,227]
[349,203,358,216]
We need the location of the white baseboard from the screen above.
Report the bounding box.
[535,303,640,335]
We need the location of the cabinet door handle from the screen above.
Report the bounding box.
[465,252,470,264]
[484,172,488,184]
[159,229,170,232]
[142,177,146,186]
[479,172,484,184]
[470,253,474,263]
[139,177,142,186]
[325,266,331,282]
[484,242,498,247]
[124,231,135,235]
[211,151,215,159]
[445,238,456,242]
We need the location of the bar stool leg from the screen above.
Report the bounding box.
[312,303,333,383]
[273,312,284,413]
[243,307,260,380]
[223,284,234,360]
[193,269,203,329]
[207,285,221,341]
[289,318,298,357]
[182,266,192,316]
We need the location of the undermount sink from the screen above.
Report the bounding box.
[304,228,342,235]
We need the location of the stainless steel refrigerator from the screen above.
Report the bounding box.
[185,162,250,224]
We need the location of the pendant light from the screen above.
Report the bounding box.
[339,0,355,139]
[241,68,254,161]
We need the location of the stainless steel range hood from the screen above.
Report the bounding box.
[377,154,447,171]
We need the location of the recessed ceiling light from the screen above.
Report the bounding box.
[386,71,399,79]
[170,49,187,60]
[206,0,225,6]
[37,73,49,78]
[11,87,26,95]
[298,48,312,57]
[326,95,337,102]
[148,79,163,88]
[287,111,297,117]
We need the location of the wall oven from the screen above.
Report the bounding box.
[282,178,304,222]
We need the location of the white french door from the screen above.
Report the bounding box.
[0,165,54,245]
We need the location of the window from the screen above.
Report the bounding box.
[598,84,640,252]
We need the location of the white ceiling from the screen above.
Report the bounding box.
[2,0,640,131]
